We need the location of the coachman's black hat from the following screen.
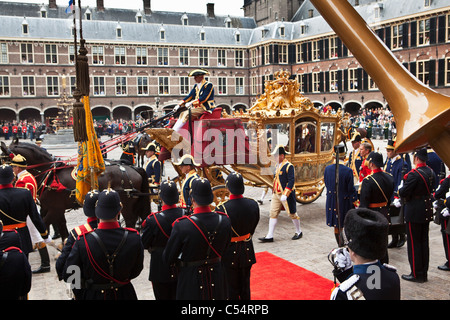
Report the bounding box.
[367,151,384,168]
[344,208,389,260]
[173,154,200,167]
[226,172,244,195]
[83,189,99,218]
[188,69,209,77]
[160,180,179,205]
[0,164,14,185]
[95,189,122,220]
[190,177,214,206]
[11,154,27,168]
[271,145,290,156]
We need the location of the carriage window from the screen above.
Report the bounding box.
[320,122,335,152]
[265,123,290,154]
[294,118,316,154]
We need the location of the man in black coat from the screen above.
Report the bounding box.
[0,164,48,256]
[141,180,183,300]
[330,208,400,300]
[0,220,32,300]
[433,175,450,271]
[64,189,144,300]
[399,148,436,283]
[216,172,260,300]
[163,177,232,300]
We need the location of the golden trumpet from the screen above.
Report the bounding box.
[311,0,450,166]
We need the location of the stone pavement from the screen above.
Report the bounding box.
[5,137,448,300]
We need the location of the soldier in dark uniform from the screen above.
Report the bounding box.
[426,147,446,190]
[56,189,99,299]
[0,220,32,300]
[163,177,232,300]
[141,180,183,300]
[433,175,450,271]
[329,208,400,300]
[346,131,363,184]
[142,142,161,186]
[385,139,408,248]
[399,148,436,283]
[359,152,394,263]
[216,172,260,300]
[64,189,144,299]
[324,144,357,245]
[0,164,49,256]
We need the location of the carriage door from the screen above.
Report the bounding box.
[294,117,317,154]
[320,122,336,153]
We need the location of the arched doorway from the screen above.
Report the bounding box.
[112,106,132,120]
[19,107,41,122]
[0,108,17,122]
[135,105,154,120]
[91,106,111,121]
[344,102,362,116]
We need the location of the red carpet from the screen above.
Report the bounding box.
[250,251,335,300]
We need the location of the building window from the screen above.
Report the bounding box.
[179,48,189,66]
[0,76,10,97]
[86,12,91,20]
[115,76,127,95]
[0,43,7,64]
[93,76,105,96]
[235,32,241,43]
[158,47,168,66]
[199,48,208,66]
[445,57,450,86]
[116,26,122,38]
[22,76,35,96]
[312,72,320,93]
[136,47,147,65]
[251,76,258,95]
[368,75,378,90]
[278,45,287,64]
[47,76,59,96]
[45,44,57,64]
[417,60,429,85]
[235,77,244,95]
[68,45,75,64]
[218,77,227,95]
[279,26,285,37]
[447,14,450,42]
[137,76,148,95]
[218,49,226,67]
[235,50,244,67]
[200,30,205,41]
[296,43,303,63]
[424,0,431,7]
[115,46,126,65]
[417,18,430,46]
[21,43,33,63]
[297,74,304,93]
[69,76,76,95]
[312,40,320,61]
[182,14,188,26]
[180,76,189,95]
[391,24,403,49]
[92,46,104,64]
[159,76,169,95]
[22,23,29,35]
[348,68,358,91]
[264,44,270,65]
[40,9,47,18]
[329,70,338,92]
[160,29,165,41]
[250,48,257,67]
[329,37,338,58]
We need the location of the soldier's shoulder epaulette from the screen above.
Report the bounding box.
[339,274,360,293]
[173,215,189,226]
[382,263,397,272]
[72,223,95,240]
[215,210,229,217]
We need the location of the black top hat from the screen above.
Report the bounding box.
[83,189,99,218]
[344,208,389,260]
[188,69,209,77]
[367,151,384,168]
[95,189,122,220]
[11,154,27,168]
[190,177,214,206]
[414,148,428,162]
[226,172,244,195]
[142,142,157,152]
[0,164,14,185]
[160,180,179,205]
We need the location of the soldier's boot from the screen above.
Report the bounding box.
[397,233,406,248]
[387,234,398,248]
[32,242,51,274]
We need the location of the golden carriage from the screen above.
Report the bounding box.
[145,70,347,206]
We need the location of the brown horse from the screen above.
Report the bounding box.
[1,140,151,244]
[133,132,153,167]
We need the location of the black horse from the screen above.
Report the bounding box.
[1,140,150,245]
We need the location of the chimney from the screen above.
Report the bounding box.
[143,0,151,14]
[48,0,57,9]
[97,0,105,12]
[207,3,215,18]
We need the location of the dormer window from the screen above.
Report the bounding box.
[235,29,241,43]
[181,13,188,26]
[40,7,47,18]
[279,26,285,37]
[22,18,29,35]
[116,23,122,38]
[136,10,143,23]
[160,25,166,40]
[225,16,232,28]
[85,7,92,20]
[200,29,205,41]
[299,21,307,35]
[424,0,431,7]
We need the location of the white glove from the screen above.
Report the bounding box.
[280,194,287,202]
[185,101,193,108]
[433,200,439,210]
[173,104,181,112]
[442,208,450,217]
[393,198,402,208]
[398,180,404,191]
[44,234,53,244]
[335,248,352,270]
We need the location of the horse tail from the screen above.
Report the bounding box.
[134,166,151,220]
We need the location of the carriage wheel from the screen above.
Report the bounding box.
[210,185,230,210]
[295,181,325,204]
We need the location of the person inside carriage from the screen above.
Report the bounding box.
[171,68,218,133]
